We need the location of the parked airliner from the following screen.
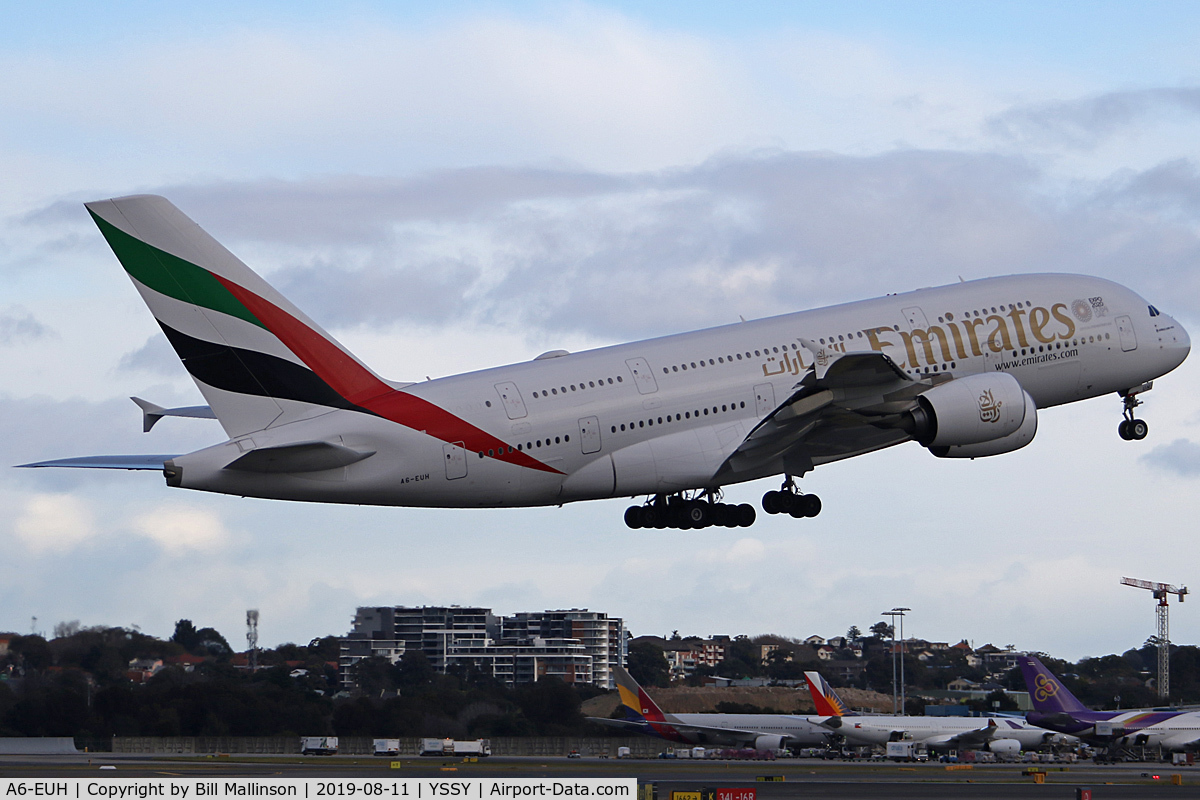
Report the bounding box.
[1022,655,1200,753]
[20,195,1190,527]
[587,666,831,749]
[805,671,1072,753]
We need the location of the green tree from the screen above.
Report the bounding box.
[627,641,670,687]
[171,620,200,651]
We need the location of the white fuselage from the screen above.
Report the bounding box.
[663,712,833,747]
[829,714,1066,750]
[171,273,1189,506]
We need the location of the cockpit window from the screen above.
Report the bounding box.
[1149,305,1161,317]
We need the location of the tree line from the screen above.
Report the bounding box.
[0,622,603,740]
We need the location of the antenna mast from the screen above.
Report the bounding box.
[1121,577,1188,699]
[246,609,259,672]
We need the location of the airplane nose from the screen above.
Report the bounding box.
[1167,316,1190,369]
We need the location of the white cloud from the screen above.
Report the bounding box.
[14,493,95,552]
[724,538,766,564]
[130,503,229,554]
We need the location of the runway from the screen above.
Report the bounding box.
[3,754,1200,798]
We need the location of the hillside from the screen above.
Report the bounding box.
[582,684,893,717]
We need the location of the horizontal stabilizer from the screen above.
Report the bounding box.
[224,441,376,473]
[17,455,175,470]
[131,397,216,432]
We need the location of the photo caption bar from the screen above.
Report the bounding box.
[1,780,635,800]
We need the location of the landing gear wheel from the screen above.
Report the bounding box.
[736,504,756,527]
[762,491,780,515]
[684,500,711,529]
[624,506,643,529]
[803,494,822,517]
[1118,420,1132,440]
[1130,419,1148,440]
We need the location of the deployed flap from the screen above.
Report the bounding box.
[132,396,217,432]
[224,441,375,473]
[17,455,176,470]
[717,348,917,481]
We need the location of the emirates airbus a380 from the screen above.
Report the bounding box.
[21,195,1190,528]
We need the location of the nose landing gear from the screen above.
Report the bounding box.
[761,477,821,518]
[1118,383,1152,441]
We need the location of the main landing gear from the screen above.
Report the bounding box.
[1118,383,1152,441]
[624,492,756,529]
[761,477,822,518]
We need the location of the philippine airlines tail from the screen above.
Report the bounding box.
[1019,655,1090,715]
[804,671,850,716]
[86,195,392,438]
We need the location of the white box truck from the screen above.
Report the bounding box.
[420,738,453,756]
[300,737,338,755]
[373,739,401,757]
[452,740,491,757]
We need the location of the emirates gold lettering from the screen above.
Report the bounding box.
[961,317,987,357]
[1006,307,1031,348]
[899,326,954,366]
[775,301,1078,376]
[1028,306,1056,343]
[943,316,970,360]
[985,315,1014,353]
[1050,303,1076,340]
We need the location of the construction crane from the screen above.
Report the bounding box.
[1121,577,1188,699]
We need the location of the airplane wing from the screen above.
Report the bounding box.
[717,345,928,480]
[16,455,176,470]
[1157,733,1200,751]
[587,716,762,742]
[928,719,999,749]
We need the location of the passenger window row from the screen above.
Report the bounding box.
[1009,333,1109,358]
[532,377,622,399]
[662,344,801,374]
[610,401,748,434]
[479,434,572,459]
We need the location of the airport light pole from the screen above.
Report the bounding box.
[892,607,910,714]
[882,610,902,714]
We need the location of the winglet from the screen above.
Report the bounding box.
[131,397,167,432]
[805,671,850,717]
[132,397,217,432]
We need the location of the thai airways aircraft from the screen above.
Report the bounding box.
[586,665,831,749]
[804,670,1071,753]
[20,195,1190,528]
[1021,655,1200,752]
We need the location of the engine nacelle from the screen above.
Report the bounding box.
[753,734,787,751]
[930,391,1037,458]
[906,372,1029,447]
[987,738,1021,755]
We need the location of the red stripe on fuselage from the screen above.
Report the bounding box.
[215,276,563,475]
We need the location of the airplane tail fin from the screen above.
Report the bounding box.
[804,671,850,716]
[87,195,393,438]
[613,665,675,726]
[1019,656,1089,715]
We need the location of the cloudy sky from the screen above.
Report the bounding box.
[5,1,1200,664]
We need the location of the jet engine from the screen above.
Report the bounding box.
[753,734,787,751]
[986,739,1021,755]
[929,391,1037,458]
[903,372,1033,449]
